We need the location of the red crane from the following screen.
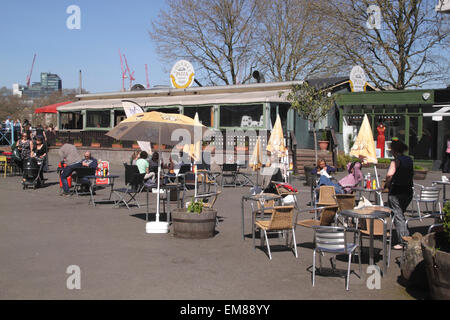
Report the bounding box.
[145,64,150,89]
[26,54,37,87]
[118,49,127,91]
[122,54,135,90]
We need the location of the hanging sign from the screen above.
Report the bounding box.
[350,66,367,92]
[170,60,195,89]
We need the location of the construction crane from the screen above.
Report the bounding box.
[123,54,135,91]
[26,54,37,87]
[145,64,150,89]
[118,49,127,92]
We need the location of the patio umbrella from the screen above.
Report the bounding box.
[122,100,152,154]
[107,111,207,233]
[350,114,382,203]
[266,114,288,182]
[249,136,263,192]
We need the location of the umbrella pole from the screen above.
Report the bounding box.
[146,127,168,234]
[374,165,383,205]
[195,167,198,197]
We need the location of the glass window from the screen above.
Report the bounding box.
[86,111,111,128]
[183,106,212,127]
[60,112,83,130]
[114,110,126,126]
[220,104,263,128]
[147,107,180,114]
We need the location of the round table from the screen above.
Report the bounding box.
[339,206,391,275]
[352,187,384,205]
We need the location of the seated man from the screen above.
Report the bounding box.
[59,147,97,195]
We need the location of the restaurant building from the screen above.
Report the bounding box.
[335,87,450,162]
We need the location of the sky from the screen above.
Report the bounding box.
[0,0,169,93]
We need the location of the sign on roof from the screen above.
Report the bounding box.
[349,66,367,92]
[170,60,195,89]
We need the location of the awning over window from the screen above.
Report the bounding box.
[423,104,450,121]
[34,101,73,114]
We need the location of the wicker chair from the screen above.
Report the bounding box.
[316,186,338,207]
[334,194,356,226]
[295,206,339,229]
[254,206,298,260]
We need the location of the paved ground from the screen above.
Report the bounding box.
[0,153,442,300]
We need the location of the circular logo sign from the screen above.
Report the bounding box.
[350,66,367,92]
[170,60,195,89]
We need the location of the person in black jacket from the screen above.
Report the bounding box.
[385,140,414,250]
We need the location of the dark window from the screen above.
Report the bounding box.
[220,104,263,128]
[183,106,212,127]
[146,107,180,114]
[86,111,111,128]
[60,112,83,130]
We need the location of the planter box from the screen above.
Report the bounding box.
[171,208,217,239]
[91,143,101,148]
[421,232,450,299]
[55,142,63,147]
[132,144,140,149]
[111,144,123,149]
[74,142,82,147]
[414,169,428,180]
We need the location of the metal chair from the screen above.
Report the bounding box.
[221,163,238,188]
[312,226,361,291]
[112,164,146,209]
[254,206,298,260]
[410,183,441,221]
[71,167,96,196]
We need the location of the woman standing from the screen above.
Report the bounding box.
[16,132,33,183]
[384,140,414,250]
[31,136,47,183]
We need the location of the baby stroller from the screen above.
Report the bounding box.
[22,157,45,189]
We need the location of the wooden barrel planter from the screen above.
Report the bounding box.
[421,232,450,299]
[171,208,217,239]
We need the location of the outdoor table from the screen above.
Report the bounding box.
[432,180,450,204]
[85,175,119,207]
[352,186,384,205]
[241,193,281,240]
[339,206,391,275]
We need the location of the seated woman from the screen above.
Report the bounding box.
[311,158,336,177]
[338,161,363,194]
[311,159,342,194]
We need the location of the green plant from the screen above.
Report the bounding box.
[414,165,425,170]
[283,82,336,165]
[377,158,391,164]
[187,198,204,214]
[320,131,328,141]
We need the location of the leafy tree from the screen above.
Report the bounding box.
[284,82,336,164]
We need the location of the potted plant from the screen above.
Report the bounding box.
[90,138,100,148]
[171,198,217,239]
[318,131,329,151]
[132,141,140,149]
[55,138,63,147]
[73,138,82,147]
[112,140,123,148]
[421,201,450,299]
[413,165,428,180]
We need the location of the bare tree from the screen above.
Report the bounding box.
[322,0,449,90]
[254,0,349,82]
[150,0,257,85]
